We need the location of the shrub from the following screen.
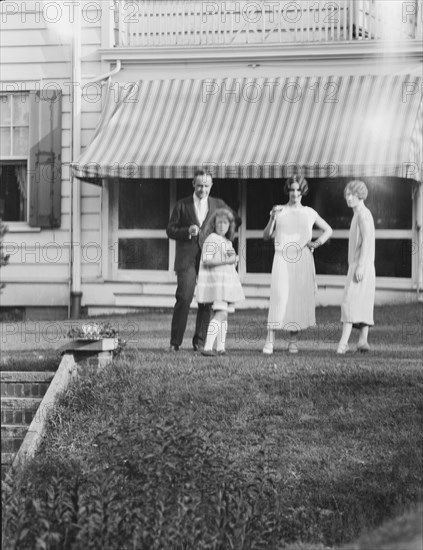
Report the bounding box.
[2,411,285,549]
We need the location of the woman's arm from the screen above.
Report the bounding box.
[307,213,333,251]
[263,206,282,241]
[355,211,373,282]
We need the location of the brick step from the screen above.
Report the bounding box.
[0,372,55,383]
[1,452,15,466]
[2,436,25,453]
[1,397,43,425]
[1,371,55,399]
[1,425,27,438]
[1,425,28,453]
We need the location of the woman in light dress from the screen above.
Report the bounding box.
[337,180,376,354]
[263,176,333,354]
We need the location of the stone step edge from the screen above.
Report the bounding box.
[1,372,55,383]
[12,354,77,472]
[1,397,43,410]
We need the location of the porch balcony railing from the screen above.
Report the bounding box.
[113,0,422,47]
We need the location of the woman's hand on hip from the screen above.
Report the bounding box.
[306,240,321,253]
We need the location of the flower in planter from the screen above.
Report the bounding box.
[66,322,119,340]
[66,322,126,356]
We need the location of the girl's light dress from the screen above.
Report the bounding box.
[341,205,376,326]
[196,233,245,308]
[267,206,318,331]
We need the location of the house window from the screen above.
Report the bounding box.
[245,177,413,278]
[0,93,29,221]
[117,180,170,271]
[116,178,240,273]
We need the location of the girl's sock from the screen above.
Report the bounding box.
[204,319,220,350]
[217,321,227,352]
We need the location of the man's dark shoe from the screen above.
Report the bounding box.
[169,344,180,352]
[201,349,216,357]
[192,338,203,351]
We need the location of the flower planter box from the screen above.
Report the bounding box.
[63,324,122,367]
[63,338,119,353]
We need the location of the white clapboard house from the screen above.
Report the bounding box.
[1,0,422,318]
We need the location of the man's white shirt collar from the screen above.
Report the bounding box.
[193,193,208,225]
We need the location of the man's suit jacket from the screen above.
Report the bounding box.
[167,196,228,272]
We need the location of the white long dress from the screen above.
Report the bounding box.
[267,206,318,331]
[340,205,376,326]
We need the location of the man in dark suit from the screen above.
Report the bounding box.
[167,170,231,351]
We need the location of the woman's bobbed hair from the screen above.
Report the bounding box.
[344,180,368,201]
[284,174,309,196]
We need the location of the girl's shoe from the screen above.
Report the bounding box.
[217,350,226,356]
[357,342,370,353]
[262,342,274,355]
[288,342,298,354]
[336,343,349,355]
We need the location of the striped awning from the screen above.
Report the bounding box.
[72,75,422,182]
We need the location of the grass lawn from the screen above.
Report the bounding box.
[2,304,422,549]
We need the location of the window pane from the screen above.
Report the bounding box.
[247,177,412,230]
[246,179,285,229]
[13,127,29,156]
[246,237,411,278]
[313,239,349,275]
[0,128,11,156]
[375,240,412,277]
[313,238,412,277]
[306,177,412,230]
[245,239,274,273]
[0,162,27,221]
[118,238,169,270]
[119,180,169,229]
[12,94,29,125]
[0,96,11,126]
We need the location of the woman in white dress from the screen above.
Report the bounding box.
[262,176,333,354]
[337,180,375,354]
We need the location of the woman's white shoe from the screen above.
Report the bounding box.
[288,342,298,354]
[337,344,349,355]
[262,342,274,355]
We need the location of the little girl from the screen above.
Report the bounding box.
[196,208,245,356]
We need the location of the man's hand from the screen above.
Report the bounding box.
[188,225,200,238]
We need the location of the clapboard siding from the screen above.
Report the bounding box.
[0,29,66,46]
[1,45,71,64]
[1,64,72,82]
[0,0,104,305]
[82,230,104,244]
[1,283,69,306]
[81,197,102,213]
[81,214,102,231]
[81,27,102,45]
